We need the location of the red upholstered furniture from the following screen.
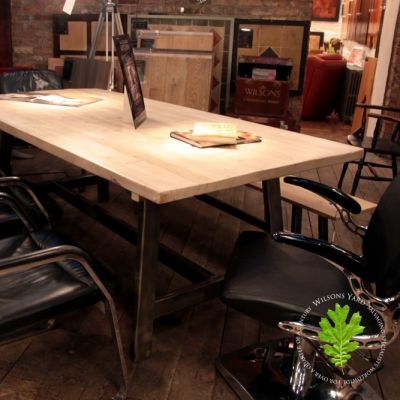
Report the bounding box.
[0,66,33,74]
[301,54,346,119]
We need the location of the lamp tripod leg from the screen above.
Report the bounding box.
[115,11,124,35]
[89,11,105,59]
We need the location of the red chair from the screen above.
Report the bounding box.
[0,66,33,74]
[302,54,346,119]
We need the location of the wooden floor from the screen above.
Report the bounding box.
[1,117,397,400]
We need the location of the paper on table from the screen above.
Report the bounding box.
[0,93,102,107]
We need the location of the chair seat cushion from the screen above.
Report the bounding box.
[0,230,112,332]
[222,231,378,334]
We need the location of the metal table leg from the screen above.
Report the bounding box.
[0,131,13,175]
[262,178,283,233]
[133,199,160,361]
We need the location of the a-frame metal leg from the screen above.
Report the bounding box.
[133,199,160,361]
[262,178,283,233]
[0,131,13,175]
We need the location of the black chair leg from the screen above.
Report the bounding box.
[97,179,110,203]
[104,300,129,400]
[338,162,349,189]
[318,216,329,241]
[392,155,398,179]
[351,152,367,195]
[291,205,302,234]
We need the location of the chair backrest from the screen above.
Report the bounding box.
[64,58,111,89]
[362,175,400,297]
[0,70,62,94]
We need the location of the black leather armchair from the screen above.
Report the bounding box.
[217,176,400,400]
[0,171,62,238]
[0,192,129,399]
[0,69,63,167]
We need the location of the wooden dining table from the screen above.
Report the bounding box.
[0,88,362,360]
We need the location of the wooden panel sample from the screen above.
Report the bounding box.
[48,57,65,76]
[60,21,87,51]
[235,20,309,94]
[351,57,378,134]
[137,30,214,52]
[66,58,111,89]
[147,24,225,113]
[134,50,213,111]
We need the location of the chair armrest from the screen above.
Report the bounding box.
[283,176,362,214]
[0,192,36,232]
[0,176,51,226]
[273,231,365,277]
[356,103,400,113]
[0,244,113,302]
[368,113,400,124]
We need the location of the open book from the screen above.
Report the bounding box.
[0,93,102,107]
[171,122,261,148]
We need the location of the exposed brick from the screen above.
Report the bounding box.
[14,46,33,55]
[11,0,312,68]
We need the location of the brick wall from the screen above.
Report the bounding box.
[11,0,312,67]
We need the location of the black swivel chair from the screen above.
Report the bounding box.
[338,103,400,195]
[217,176,400,400]
[0,191,129,399]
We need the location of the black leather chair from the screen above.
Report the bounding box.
[338,103,400,195]
[0,191,129,399]
[0,171,62,238]
[216,176,400,400]
[0,69,63,165]
[0,69,62,94]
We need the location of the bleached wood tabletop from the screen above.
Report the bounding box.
[0,88,364,360]
[0,88,362,204]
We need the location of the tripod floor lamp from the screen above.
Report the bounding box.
[63,0,124,89]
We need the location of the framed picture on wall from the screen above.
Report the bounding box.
[233,19,310,96]
[309,31,325,52]
[114,34,146,128]
[312,0,341,21]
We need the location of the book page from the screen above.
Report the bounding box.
[0,93,102,107]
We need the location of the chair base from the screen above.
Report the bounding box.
[216,340,381,400]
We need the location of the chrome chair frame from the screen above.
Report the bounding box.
[0,175,51,228]
[217,177,400,400]
[0,192,129,400]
